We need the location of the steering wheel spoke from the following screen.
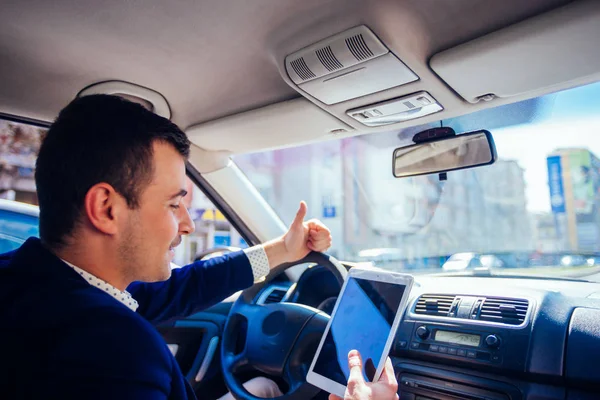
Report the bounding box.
[229,352,249,373]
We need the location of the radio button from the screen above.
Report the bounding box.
[410,342,421,349]
[429,345,439,352]
[457,349,467,357]
[438,346,448,353]
[467,350,477,358]
[416,326,430,340]
[448,347,457,355]
[491,354,502,363]
[485,334,501,349]
[398,340,407,349]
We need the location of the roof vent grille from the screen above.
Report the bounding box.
[290,57,316,81]
[345,34,374,61]
[316,46,344,72]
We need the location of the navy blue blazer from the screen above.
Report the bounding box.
[0,237,254,399]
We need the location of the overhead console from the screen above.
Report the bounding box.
[284,25,445,127]
[285,26,418,105]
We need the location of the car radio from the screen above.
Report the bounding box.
[407,324,504,364]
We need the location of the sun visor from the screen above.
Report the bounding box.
[186,98,353,154]
[430,0,600,104]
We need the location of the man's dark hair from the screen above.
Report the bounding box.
[35,94,190,249]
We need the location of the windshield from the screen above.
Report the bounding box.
[235,81,600,282]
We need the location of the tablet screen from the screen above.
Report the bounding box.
[312,277,407,385]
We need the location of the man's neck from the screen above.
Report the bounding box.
[52,244,130,291]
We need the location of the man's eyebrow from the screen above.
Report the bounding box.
[169,189,188,200]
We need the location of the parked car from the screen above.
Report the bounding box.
[587,256,600,267]
[442,252,505,272]
[561,255,588,267]
[0,199,39,253]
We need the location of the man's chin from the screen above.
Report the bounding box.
[144,265,172,282]
[159,265,173,281]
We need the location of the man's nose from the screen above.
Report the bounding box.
[179,205,195,235]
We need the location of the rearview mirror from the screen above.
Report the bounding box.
[392,130,496,178]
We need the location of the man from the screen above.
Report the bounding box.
[0,95,397,399]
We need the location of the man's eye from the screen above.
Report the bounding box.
[170,204,180,210]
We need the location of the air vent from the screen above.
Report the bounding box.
[260,287,288,305]
[479,297,529,325]
[415,294,456,316]
[290,57,316,81]
[316,46,344,72]
[345,34,375,61]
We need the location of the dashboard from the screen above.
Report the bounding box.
[258,265,600,400]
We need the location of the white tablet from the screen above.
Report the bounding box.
[306,267,413,397]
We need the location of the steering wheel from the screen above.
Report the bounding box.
[221,251,347,400]
[194,246,241,262]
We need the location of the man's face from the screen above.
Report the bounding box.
[118,141,195,282]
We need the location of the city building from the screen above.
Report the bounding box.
[237,134,533,268]
[0,120,44,205]
[530,212,562,253]
[546,148,600,252]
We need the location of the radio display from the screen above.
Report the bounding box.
[434,330,480,347]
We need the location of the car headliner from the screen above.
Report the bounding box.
[0,0,570,133]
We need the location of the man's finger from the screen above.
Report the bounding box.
[306,219,329,232]
[309,229,330,239]
[378,357,397,386]
[311,237,332,248]
[290,201,307,229]
[308,238,332,252]
[308,233,330,243]
[347,350,365,388]
[328,395,342,400]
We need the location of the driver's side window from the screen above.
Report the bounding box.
[0,117,246,264]
[175,177,248,266]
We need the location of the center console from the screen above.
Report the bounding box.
[390,294,534,399]
[397,322,528,370]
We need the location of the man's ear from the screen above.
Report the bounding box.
[83,183,124,235]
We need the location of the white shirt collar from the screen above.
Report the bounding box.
[62,260,139,312]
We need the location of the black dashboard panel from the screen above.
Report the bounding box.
[284,267,600,399]
[565,308,600,389]
[288,265,341,310]
[399,276,600,399]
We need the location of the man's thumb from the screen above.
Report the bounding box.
[347,350,365,386]
[291,201,307,228]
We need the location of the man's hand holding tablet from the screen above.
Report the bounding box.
[328,350,399,400]
[306,267,413,399]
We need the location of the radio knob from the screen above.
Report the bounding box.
[416,326,430,340]
[485,334,500,348]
